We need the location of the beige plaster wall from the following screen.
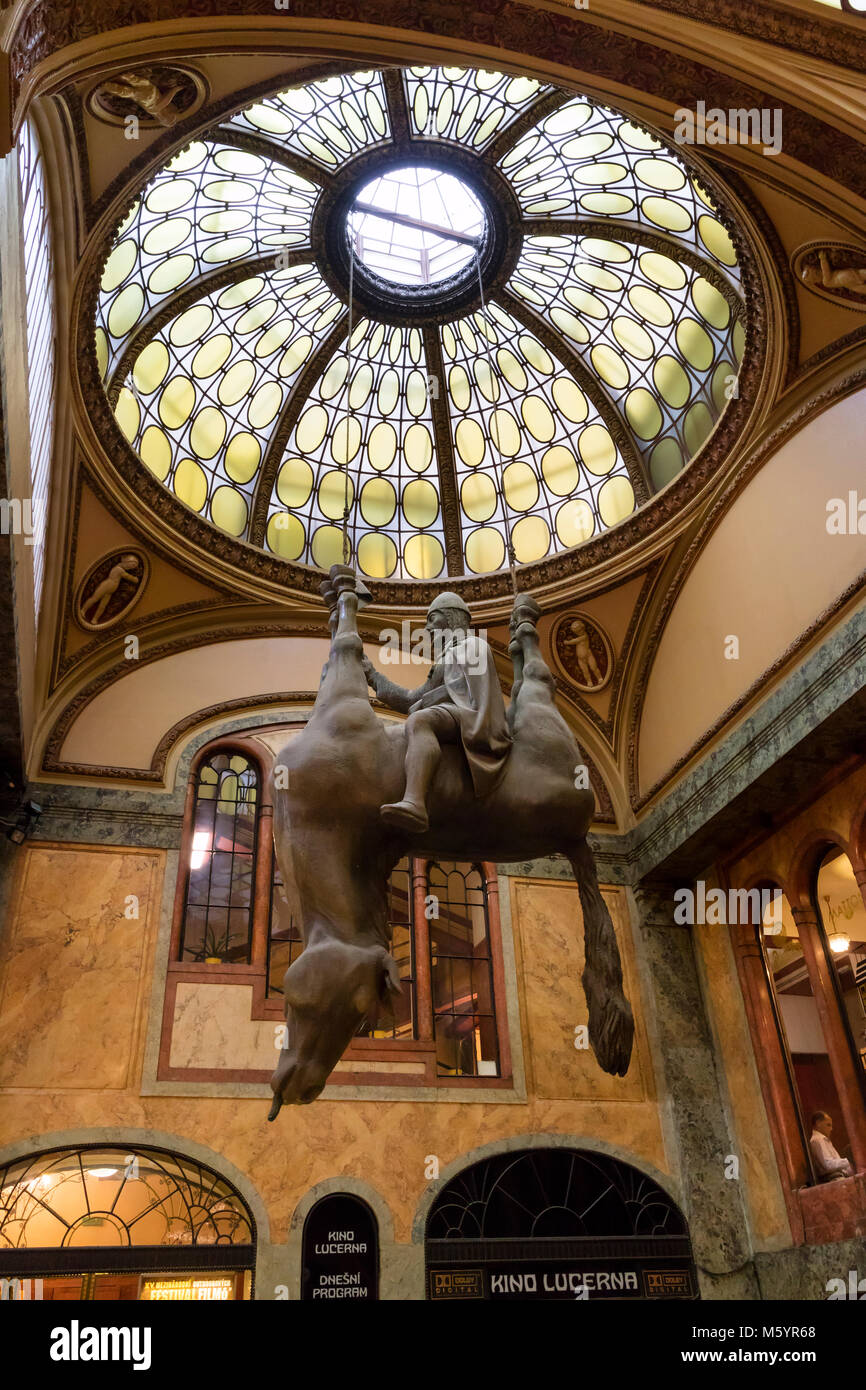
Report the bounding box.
[639,389,866,794]
[57,634,432,770]
[64,484,222,660]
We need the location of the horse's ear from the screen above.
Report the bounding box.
[378,951,402,1002]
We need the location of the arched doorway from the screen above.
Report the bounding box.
[425,1147,697,1300]
[0,1145,255,1301]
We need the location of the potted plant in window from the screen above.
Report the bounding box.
[194,928,232,964]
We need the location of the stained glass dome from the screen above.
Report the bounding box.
[95,66,746,583]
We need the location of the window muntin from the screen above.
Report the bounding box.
[500,99,740,278]
[443,303,635,566]
[226,70,391,168]
[265,316,446,577]
[508,235,742,494]
[404,66,542,149]
[267,855,303,996]
[179,751,259,963]
[97,66,745,581]
[356,857,416,1039]
[350,167,485,286]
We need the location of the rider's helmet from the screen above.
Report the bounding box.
[426,591,471,623]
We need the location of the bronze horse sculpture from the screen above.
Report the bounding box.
[268,564,634,1116]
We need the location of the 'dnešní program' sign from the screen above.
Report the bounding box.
[301,1194,378,1301]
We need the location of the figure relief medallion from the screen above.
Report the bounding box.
[551,612,614,693]
[74,547,149,631]
[87,65,207,128]
[794,241,866,311]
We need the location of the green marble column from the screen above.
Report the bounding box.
[631,884,759,1299]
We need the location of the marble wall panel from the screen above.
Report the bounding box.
[0,848,669,1254]
[168,983,426,1075]
[511,878,652,1103]
[0,844,162,1090]
[170,984,278,1071]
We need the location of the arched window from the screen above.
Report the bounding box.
[0,1145,255,1300]
[425,1148,698,1299]
[168,730,511,1090]
[17,118,56,621]
[178,749,260,964]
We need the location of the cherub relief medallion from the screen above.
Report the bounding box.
[87,65,206,128]
[75,548,149,632]
[793,242,866,311]
[551,612,614,693]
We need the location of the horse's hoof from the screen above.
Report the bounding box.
[380,800,429,833]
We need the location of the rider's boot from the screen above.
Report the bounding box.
[380,723,439,833]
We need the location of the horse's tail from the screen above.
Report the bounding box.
[567,840,634,1076]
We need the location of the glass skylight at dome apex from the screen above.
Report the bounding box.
[350,167,485,287]
[95,65,746,583]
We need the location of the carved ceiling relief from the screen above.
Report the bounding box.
[551,612,614,694]
[74,547,150,632]
[794,242,866,312]
[87,65,207,129]
[534,567,660,759]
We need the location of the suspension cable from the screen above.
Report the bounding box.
[475,252,519,596]
[341,226,356,566]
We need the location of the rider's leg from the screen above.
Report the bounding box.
[381,707,457,833]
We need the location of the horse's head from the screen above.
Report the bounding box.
[268,936,401,1115]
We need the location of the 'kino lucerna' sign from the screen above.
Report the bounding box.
[428,1255,698,1300]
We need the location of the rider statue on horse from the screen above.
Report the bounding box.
[363,592,512,834]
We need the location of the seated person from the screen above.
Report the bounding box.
[809,1110,853,1181]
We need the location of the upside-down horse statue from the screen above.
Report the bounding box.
[268,564,634,1116]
